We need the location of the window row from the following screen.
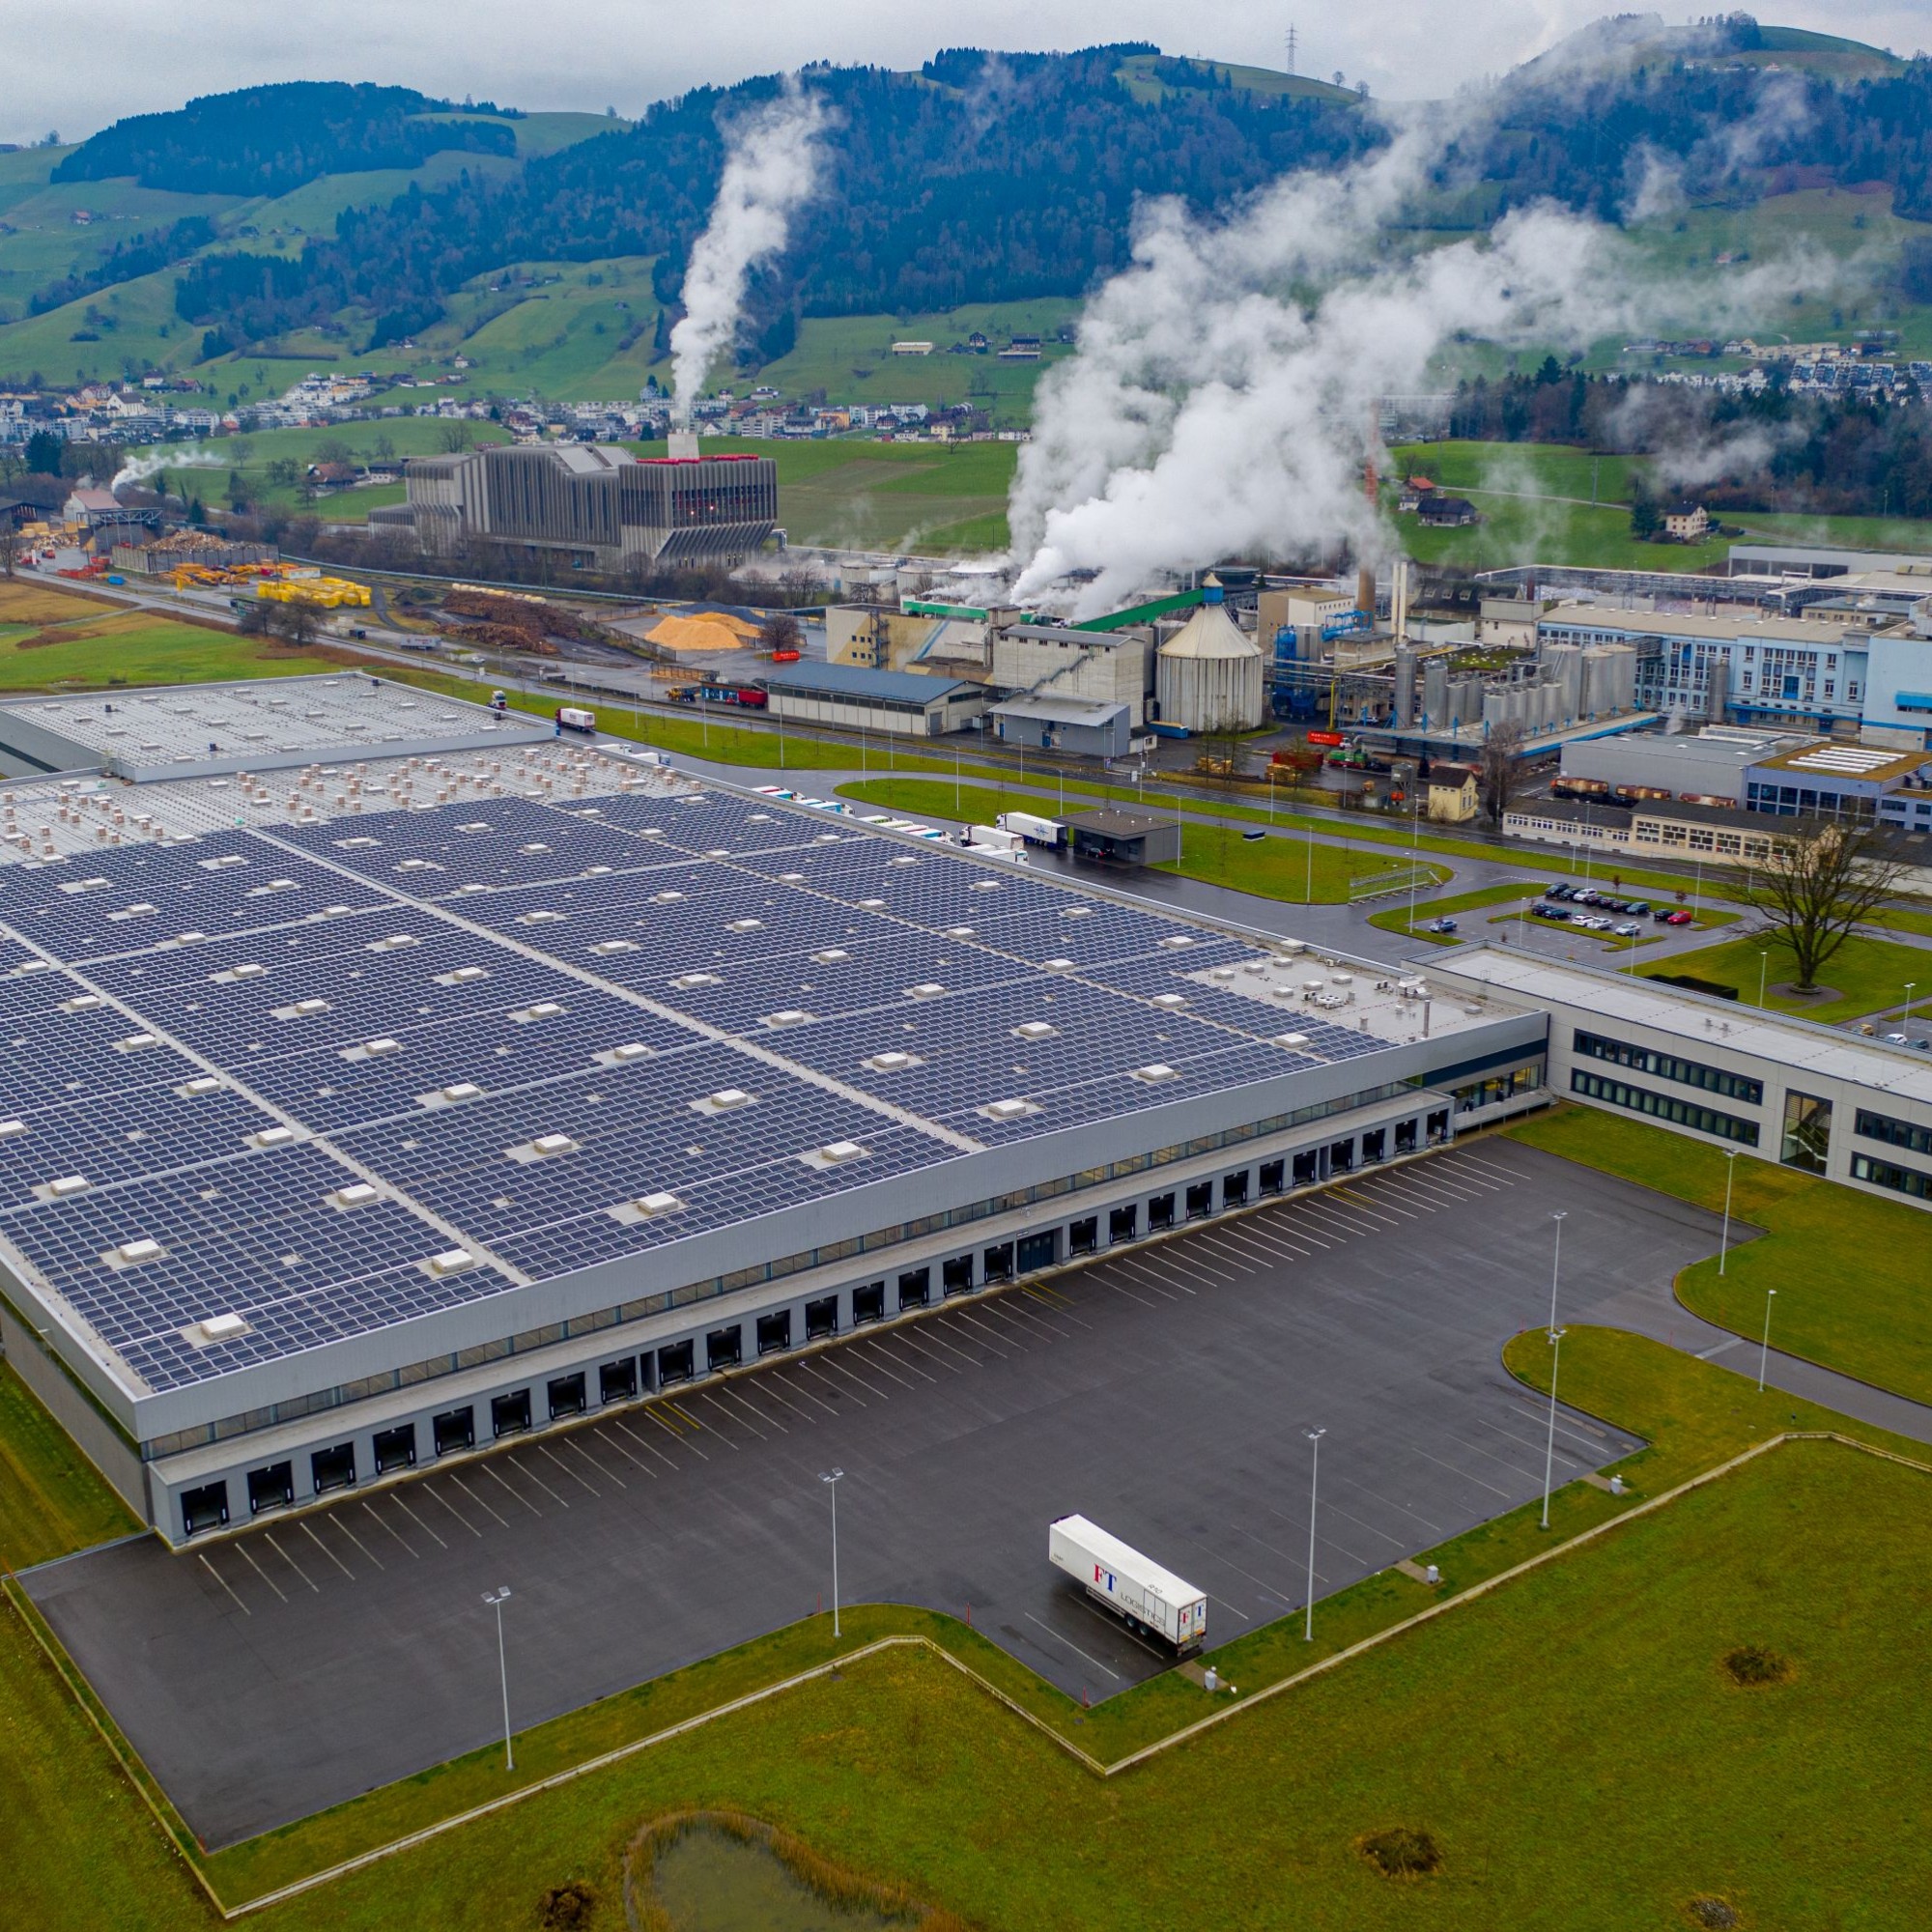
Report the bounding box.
[1855,1108,1932,1161]
[1573,1030,1764,1105]
[1570,1069,1760,1147]
[1850,1152,1932,1202]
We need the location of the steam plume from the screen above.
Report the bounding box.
[1005,113,1822,617]
[110,444,224,494]
[669,78,831,425]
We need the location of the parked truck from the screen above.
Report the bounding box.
[996,810,1066,849]
[1048,1515,1208,1651]
[964,824,1029,863]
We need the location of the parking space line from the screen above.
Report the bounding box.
[452,1473,512,1526]
[404,1489,463,1543]
[983,1296,1064,1343]
[668,1402,708,1435]
[892,1328,963,1374]
[1385,1169,1481,1204]
[713,1386,777,1437]
[1443,1151,1520,1185]
[1026,1283,1094,1329]
[236,1540,288,1603]
[820,1355,890,1401]
[1188,1231,1267,1275]
[1332,1187,1408,1225]
[843,1342,917,1391]
[362,1498,418,1557]
[1087,1270,1161,1310]
[1293,1199,1371,1239]
[198,1552,250,1616]
[907,1325,982,1371]
[1173,1535,1289,1611]
[1156,1241,1236,1283]
[326,1513,384,1572]
[263,1532,319,1594]
[1214,1221,1316,1264]
[645,1406,709,1458]
[300,1520,356,1580]
[543,1441,602,1495]
[566,1432,630,1489]
[1023,1610,1121,1682]
[678,1398,742,1449]
[592,1422,655,1476]
[613,1415,679,1471]
[1257,1206,1334,1248]
[1410,1443,1512,1500]
[1323,1472,1444,1540]
[498,1457,566,1509]
[1109,1257,1191,1298]
[952,1308,1021,1352]
[794,1360,859,1408]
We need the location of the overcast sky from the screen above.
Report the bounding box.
[10,2,1930,148]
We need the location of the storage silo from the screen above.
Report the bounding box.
[1154,583,1264,733]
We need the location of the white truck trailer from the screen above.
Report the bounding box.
[1048,1515,1208,1651]
[964,824,1029,862]
[997,809,1067,849]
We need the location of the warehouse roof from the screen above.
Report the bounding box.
[763,663,978,704]
[986,696,1130,726]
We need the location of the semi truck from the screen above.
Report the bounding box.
[555,706,597,734]
[964,824,1029,862]
[995,810,1066,849]
[1048,1515,1208,1651]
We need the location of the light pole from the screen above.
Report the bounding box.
[1757,1288,1776,1392]
[1303,1427,1325,1641]
[1719,1148,1740,1274]
[1540,1328,1567,1530]
[1904,983,1917,1034]
[1305,822,1315,904]
[1406,793,1422,934]
[820,1468,844,1638]
[1548,1210,1566,1333]
[481,1585,514,1772]
[1757,950,1769,1009]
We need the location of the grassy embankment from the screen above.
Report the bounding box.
[1637,928,1932,1020]
[1509,1103,1932,1408]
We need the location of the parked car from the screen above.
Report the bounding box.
[1613,922,1643,938]
[1884,1033,1913,1047]
[1652,906,1678,923]
[1625,901,1651,916]
[1423,916,1458,934]
[1532,904,1566,922]
[1664,910,1694,926]
[1546,884,1575,900]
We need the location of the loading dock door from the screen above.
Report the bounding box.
[311,1442,355,1494]
[1222,1170,1250,1208]
[1017,1229,1057,1273]
[1149,1192,1175,1231]
[756,1310,791,1355]
[855,1281,887,1323]
[1396,1119,1418,1154]
[1184,1181,1213,1220]
[1362,1127,1387,1163]
[491,1389,532,1437]
[182,1481,229,1536]
[548,1373,586,1419]
[1260,1159,1285,1196]
[806,1294,838,1340]
[1293,1151,1320,1186]
[706,1325,743,1372]
[599,1357,639,1405]
[1069,1216,1097,1256]
[373,1423,416,1474]
[658,1339,695,1385]
[433,1406,474,1456]
[941,1256,973,1296]
[247,1462,294,1515]
[1109,1204,1137,1243]
[982,1241,1014,1283]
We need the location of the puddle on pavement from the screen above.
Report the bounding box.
[650,1824,908,1932]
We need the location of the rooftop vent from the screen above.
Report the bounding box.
[777,872,804,884]
[353,1037,403,1060]
[424,1249,477,1278]
[1131,1063,1180,1084]
[273,998,331,1019]
[591,939,639,955]
[726,918,764,933]
[328,1182,379,1208]
[945,925,975,938]
[59,876,111,895]
[865,1050,922,1072]
[672,971,722,990]
[216,962,268,982]
[1012,1021,1058,1041]
[812,949,850,964]
[175,1076,222,1097]
[692,1088,753,1115]
[514,1132,579,1161]
[763,1009,811,1029]
[905,982,946,1000]
[367,934,419,953]
[106,902,157,922]
[1042,957,1075,973]
[1062,907,1093,920]
[0,1120,25,1139]
[421,1081,483,1106]
[813,834,842,844]
[858,897,887,910]
[596,1042,654,1065]
[888,855,919,867]
[801,1139,867,1170]
[103,1237,165,1268]
[458,822,491,834]
[37,1175,90,1200]
[1272,1032,1312,1048]
[1151,993,1188,1009]
[198,854,247,871]
[435,966,490,987]
[513,1002,566,1023]
[969,879,1002,892]
[185,1312,250,1346]
[979,1097,1039,1123]
[520,842,551,854]
[518,909,565,925]
[248,1125,298,1150]
[115,1032,159,1052]
[612,1189,683,1222]
[651,891,686,904]
[1157,935,1196,950]
[60,995,104,1013]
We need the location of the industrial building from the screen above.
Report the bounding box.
[1154,585,1265,733]
[760,662,986,737]
[0,685,1575,1548]
[376,442,778,572]
[986,695,1134,758]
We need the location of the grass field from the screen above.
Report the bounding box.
[0,605,337,692]
[835,777,1443,902]
[0,1362,139,1572]
[1637,928,1932,1019]
[1367,880,1538,941]
[1509,1103,1932,1408]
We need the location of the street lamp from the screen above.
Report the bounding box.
[820,1468,844,1639]
[1303,1427,1325,1642]
[1719,1148,1740,1275]
[1548,1211,1566,1332]
[1905,983,1918,1034]
[1540,1328,1567,1530]
[1757,950,1770,1009]
[481,1586,514,1773]
[1757,1288,1777,1392]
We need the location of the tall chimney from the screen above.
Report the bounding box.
[667,428,700,461]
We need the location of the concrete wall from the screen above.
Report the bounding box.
[0,1297,146,1517]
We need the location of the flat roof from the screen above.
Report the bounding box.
[1539,602,1881,645]
[763,663,976,704]
[1752,740,1929,783]
[0,675,547,782]
[1433,947,1932,1107]
[0,740,1512,1418]
[1070,808,1176,838]
[987,696,1130,725]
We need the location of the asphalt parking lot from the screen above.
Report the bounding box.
[26,1137,1716,1848]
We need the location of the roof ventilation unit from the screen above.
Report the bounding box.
[763,1009,812,1029]
[215,963,268,982]
[979,1097,1039,1122]
[613,1190,684,1221]
[185,1312,250,1346]
[672,972,722,990]
[1151,993,1189,1009]
[328,1182,380,1209]
[905,982,946,1000]
[513,1002,567,1023]
[591,939,639,955]
[865,1050,922,1073]
[1132,1063,1180,1084]
[595,1042,654,1066]
[103,1237,165,1268]
[435,966,490,986]
[247,1126,298,1150]
[693,1088,753,1115]
[811,949,850,964]
[176,1076,222,1097]
[424,1249,477,1278]
[1012,1021,1059,1041]
[801,1140,867,1170]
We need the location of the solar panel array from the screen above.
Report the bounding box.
[0,764,1417,1397]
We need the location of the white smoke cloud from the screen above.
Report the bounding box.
[110,443,225,494]
[1005,104,1834,616]
[669,77,832,425]
[1621,144,1685,225]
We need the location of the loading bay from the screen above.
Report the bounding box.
[26,1137,1718,1848]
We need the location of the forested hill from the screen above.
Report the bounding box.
[52,82,519,197]
[158,34,1932,355]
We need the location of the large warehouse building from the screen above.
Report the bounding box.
[375,441,779,572]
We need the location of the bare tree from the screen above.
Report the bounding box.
[436,422,475,454]
[1746,818,1909,991]
[1476,720,1527,826]
[269,600,321,650]
[758,611,803,656]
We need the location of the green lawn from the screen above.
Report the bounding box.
[1637,928,1932,1019]
[836,777,1441,903]
[0,1362,139,1572]
[1368,881,1537,942]
[0,610,336,692]
[1508,1104,1932,1408]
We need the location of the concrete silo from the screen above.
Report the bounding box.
[1154,583,1265,733]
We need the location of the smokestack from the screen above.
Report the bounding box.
[1357,560,1376,625]
[1357,431,1378,623]
[668,429,700,461]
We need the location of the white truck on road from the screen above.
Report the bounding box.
[996,810,1066,849]
[1048,1515,1208,1651]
